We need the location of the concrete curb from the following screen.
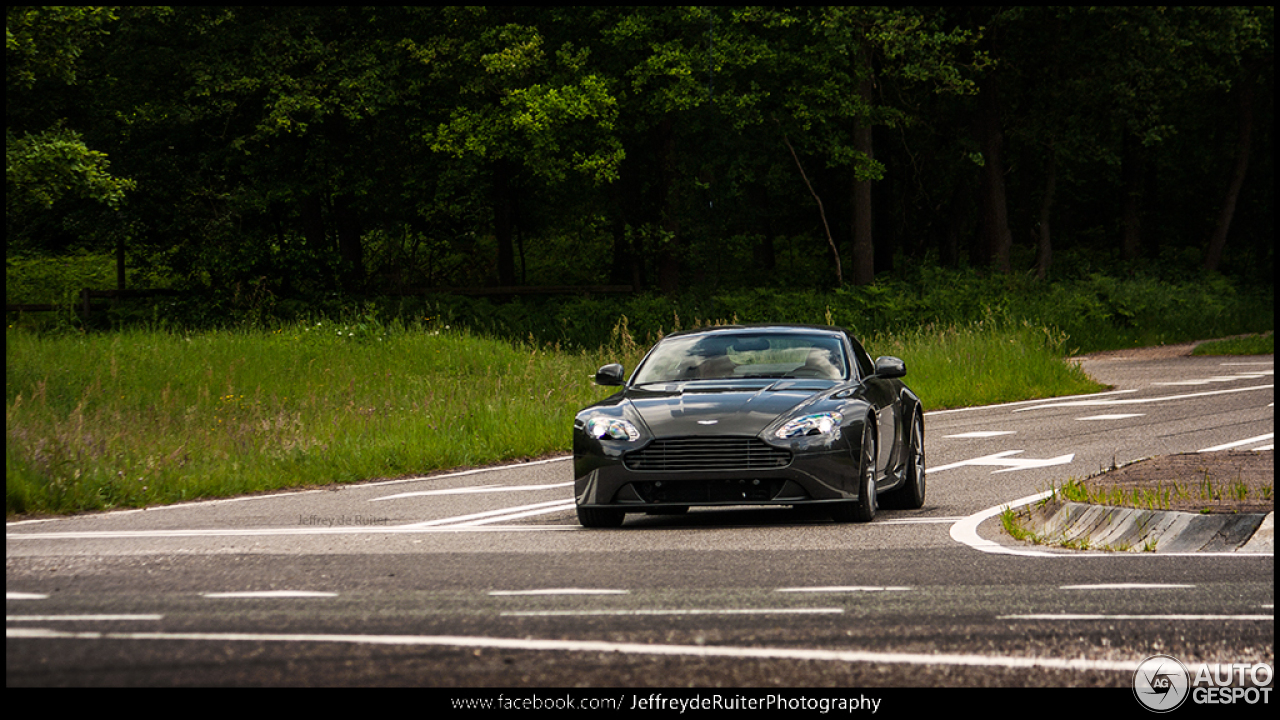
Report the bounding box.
[1019,500,1273,553]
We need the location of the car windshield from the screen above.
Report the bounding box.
[631,332,847,384]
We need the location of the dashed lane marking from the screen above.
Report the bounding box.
[1199,433,1274,453]
[776,586,909,593]
[201,591,337,599]
[1059,584,1194,590]
[7,614,163,621]
[944,431,1017,438]
[500,608,845,617]
[489,589,628,596]
[999,614,1272,622]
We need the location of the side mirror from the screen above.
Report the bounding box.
[594,363,625,386]
[873,356,906,379]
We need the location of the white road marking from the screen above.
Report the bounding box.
[878,516,966,525]
[1154,374,1269,386]
[371,482,573,502]
[449,501,577,527]
[950,494,1273,558]
[930,450,1074,474]
[489,589,629,596]
[500,608,845,617]
[1059,584,1194,590]
[776,586,909,593]
[201,591,337,599]
[3,457,576,522]
[5,522,580,541]
[949,491,1058,557]
[7,614,163,621]
[351,455,573,490]
[944,431,1017,438]
[1198,433,1274,453]
[2,627,1147,673]
[1000,614,1272,622]
[1077,414,1145,420]
[401,499,575,528]
[6,593,49,600]
[1013,383,1273,412]
[926,389,1138,416]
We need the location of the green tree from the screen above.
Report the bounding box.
[422,8,623,287]
[6,7,134,228]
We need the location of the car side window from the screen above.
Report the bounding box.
[846,334,875,380]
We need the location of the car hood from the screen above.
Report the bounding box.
[622,380,834,437]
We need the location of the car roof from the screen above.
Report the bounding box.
[663,324,850,339]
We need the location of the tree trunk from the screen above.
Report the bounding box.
[116,233,126,291]
[850,62,875,286]
[1120,132,1144,262]
[492,159,517,287]
[656,116,681,295]
[1204,79,1254,273]
[850,134,874,284]
[1035,150,1056,280]
[334,194,363,292]
[300,191,326,288]
[780,128,842,287]
[978,72,1012,274]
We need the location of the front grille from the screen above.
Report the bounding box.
[623,437,791,472]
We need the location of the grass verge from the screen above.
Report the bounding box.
[1192,332,1274,356]
[8,317,1101,516]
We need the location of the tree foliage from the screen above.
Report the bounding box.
[5,6,1273,300]
[6,7,134,217]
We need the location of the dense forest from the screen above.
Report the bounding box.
[6,7,1274,309]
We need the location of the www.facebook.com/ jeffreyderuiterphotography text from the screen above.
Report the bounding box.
[452,692,883,713]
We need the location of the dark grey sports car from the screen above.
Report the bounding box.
[573,325,926,528]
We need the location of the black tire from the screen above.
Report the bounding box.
[576,505,625,528]
[831,421,877,523]
[882,412,926,510]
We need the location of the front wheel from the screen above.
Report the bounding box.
[831,421,877,523]
[576,505,625,528]
[882,413,926,510]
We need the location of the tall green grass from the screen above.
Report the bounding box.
[1191,332,1274,356]
[871,321,1103,410]
[6,318,645,515]
[6,316,1101,516]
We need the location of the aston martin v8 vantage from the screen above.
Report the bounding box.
[573,325,926,528]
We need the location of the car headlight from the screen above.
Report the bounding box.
[775,412,843,439]
[585,416,640,442]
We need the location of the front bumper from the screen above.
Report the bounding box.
[574,434,858,510]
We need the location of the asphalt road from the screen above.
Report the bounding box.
[7,352,1273,692]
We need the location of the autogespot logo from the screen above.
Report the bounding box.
[1134,654,1190,712]
[1134,654,1275,712]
